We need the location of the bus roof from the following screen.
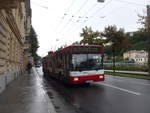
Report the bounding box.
[45,45,104,57]
[55,45,103,54]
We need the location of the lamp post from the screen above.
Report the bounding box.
[97,0,105,3]
[147,5,150,76]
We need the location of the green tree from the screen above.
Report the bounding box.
[57,44,67,51]
[29,26,40,62]
[138,8,150,75]
[104,45,112,56]
[129,31,148,50]
[137,14,147,32]
[80,26,105,45]
[72,41,80,45]
[101,25,131,72]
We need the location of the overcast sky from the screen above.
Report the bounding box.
[31,0,149,57]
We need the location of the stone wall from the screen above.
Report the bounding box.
[0,1,31,93]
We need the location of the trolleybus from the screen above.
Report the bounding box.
[42,45,104,84]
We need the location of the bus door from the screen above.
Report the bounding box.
[63,54,70,77]
[63,54,67,77]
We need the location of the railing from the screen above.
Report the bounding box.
[104,62,148,67]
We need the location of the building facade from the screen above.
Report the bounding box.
[0,0,31,93]
[123,50,148,64]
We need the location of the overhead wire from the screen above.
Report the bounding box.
[57,0,147,42]
[54,0,77,32]
[70,0,145,37]
[84,0,146,23]
[114,0,147,6]
[77,0,146,28]
[64,0,106,36]
[62,0,77,19]
[58,0,90,35]
[59,0,105,37]
[74,0,90,15]
[92,0,147,24]
[64,2,99,34]
[83,2,98,16]
[69,0,113,34]
[88,0,113,19]
[57,0,106,37]
[31,1,48,9]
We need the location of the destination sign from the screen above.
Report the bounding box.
[73,46,100,53]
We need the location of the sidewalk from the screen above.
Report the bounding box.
[0,68,57,113]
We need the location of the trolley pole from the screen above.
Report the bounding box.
[147,5,150,76]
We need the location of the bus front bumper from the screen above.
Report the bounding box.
[69,74,104,84]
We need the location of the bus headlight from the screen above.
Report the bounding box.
[74,77,79,81]
[99,76,103,79]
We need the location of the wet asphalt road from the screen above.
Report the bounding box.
[36,67,150,113]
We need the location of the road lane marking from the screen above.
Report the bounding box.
[106,75,150,86]
[107,78,124,82]
[99,83,141,96]
[131,82,150,86]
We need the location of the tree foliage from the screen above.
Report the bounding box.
[101,25,131,72]
[137,14,147,32]
[102,25,131,51]
[103,30,148,58]
[78,25,148,57]
[80,26,105,46]
[129,31,148,51]
[57,44,67,51]
[29,26,40,62]
[138,8,150,75]
[79,26,131,56]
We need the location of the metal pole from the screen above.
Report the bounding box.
[147,5,150,76]
[112,46,115,73]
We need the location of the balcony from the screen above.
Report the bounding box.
[0,0,23,9]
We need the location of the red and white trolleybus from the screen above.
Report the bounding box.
[42,45,104,84]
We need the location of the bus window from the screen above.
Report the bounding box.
[71,54,103,71]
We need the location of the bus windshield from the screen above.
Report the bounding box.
[71,54,103,71]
